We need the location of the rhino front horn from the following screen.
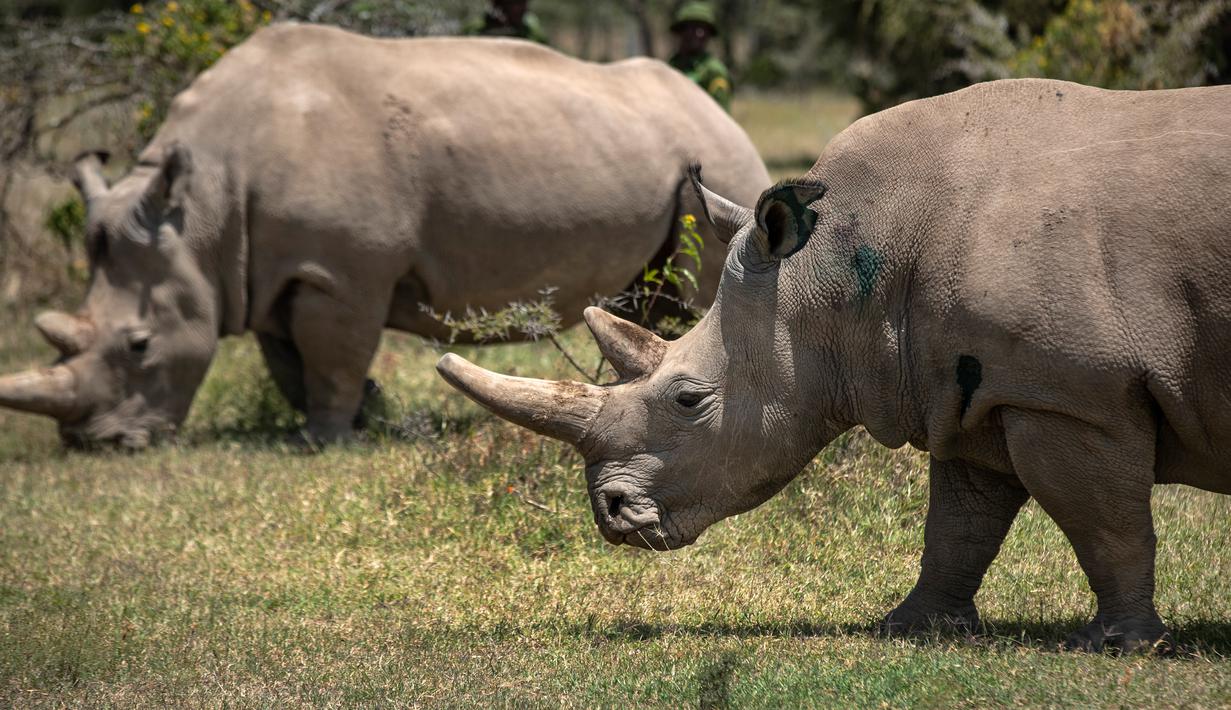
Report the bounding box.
[35,311,95,357]
[436,353,605,445]
[0,365,81,420]
[583,307,666,380]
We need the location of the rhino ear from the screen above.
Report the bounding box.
[755,180,826,260]
[688,164,752,245]
[72,150,111,204]
[143,142,194,215]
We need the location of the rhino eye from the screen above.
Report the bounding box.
[675,391,704,409]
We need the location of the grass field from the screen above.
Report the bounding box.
[2,91,1231,707]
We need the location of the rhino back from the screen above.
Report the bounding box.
[142,23,767,327]
[804,79,1231,485]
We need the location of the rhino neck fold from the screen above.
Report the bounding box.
[796,255,925,452]
[181,151,247,338]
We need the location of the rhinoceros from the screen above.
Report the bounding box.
[438,78,1231,652]
[0,23,769,448]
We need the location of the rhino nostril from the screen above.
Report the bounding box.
[607,494,623,521]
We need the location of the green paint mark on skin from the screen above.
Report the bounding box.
[852,244,883,298]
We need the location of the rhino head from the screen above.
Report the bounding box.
[0,146,220,448]
[439,173,864,549]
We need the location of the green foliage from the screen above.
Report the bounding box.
[42,197,89,283]
[1011,0,1147,86]
[426,289,564,346]
[1011,0,1231,89]
[111,0,269,140]
[632,213,706,336]
[816,0,1017,112]
[426,216,708,377]
[742,0,1229,111]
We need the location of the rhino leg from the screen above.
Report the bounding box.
[290,286,388,443]
[1002,408,1170,654]
[881,457,1028,636]
[257,333,308,412]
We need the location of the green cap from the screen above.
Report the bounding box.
[671,1,718,35]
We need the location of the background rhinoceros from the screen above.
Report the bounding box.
[0,22,770,448]
[440,78,1231,653]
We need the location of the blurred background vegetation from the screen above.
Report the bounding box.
[1,0,1229,309]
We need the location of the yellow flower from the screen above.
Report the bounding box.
[136,21,151,34]
[162,15,174,26]
[682,214,697,230]
[166,1,178,10]
[130,3,143,14]
[262,10,272,22]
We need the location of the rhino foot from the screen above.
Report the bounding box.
[879,600,980,638]
[353,378,385,430]
[1064,615,1172,654]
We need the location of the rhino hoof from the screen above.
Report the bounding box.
[879,602,980,638]
[1063,617,1172,655]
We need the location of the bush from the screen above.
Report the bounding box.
[42,197,89,283]
[111,0,269,140]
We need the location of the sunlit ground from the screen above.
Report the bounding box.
[1,90,1229,707]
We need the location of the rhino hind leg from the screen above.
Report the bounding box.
[259,331,383,431]
[1001,407,1170,654]
[880,457,1028,637]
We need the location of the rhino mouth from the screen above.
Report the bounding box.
[588,485,699,551]
[59,416,171,451]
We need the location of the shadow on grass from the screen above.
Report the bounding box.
[181,407,491,449]
[559,615,1231,658]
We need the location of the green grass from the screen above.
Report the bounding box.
[733,89,862,181]
[2,90,1231,707]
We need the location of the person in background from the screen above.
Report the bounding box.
[464,0,550,45]
[668,1,732,112]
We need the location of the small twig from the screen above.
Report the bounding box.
[547,335,597,384]
[308,0,356,22]
[69,37,109,53]
[44,89,135,130]
[592,352,608,383]
[518,495,556,514]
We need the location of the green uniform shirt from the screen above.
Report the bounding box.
[669,52,732,112]
[463,11,550,45]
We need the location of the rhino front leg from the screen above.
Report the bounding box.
[881,457,1028,636]
[1002,408,1169,653]
[290,285,387,443]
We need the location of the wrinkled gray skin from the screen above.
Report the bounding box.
[0,23,769,448]
[439,79,1231,653]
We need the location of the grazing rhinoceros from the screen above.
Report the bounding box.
[438,78,1231,652]
[0,23,769,448]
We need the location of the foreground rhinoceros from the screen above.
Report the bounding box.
[439,78,1231,652]
[0,23,769,447]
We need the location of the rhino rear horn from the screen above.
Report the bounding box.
[689,164,752,245]
[35,311,95,357]
[0,365,81,420]
[436,353,605,446]
[583,307,666,380]
[72,150,111,203]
